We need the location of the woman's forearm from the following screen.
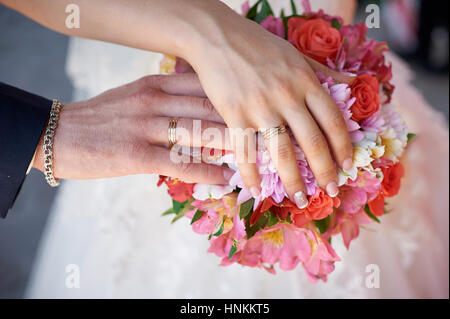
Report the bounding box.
[0,0,235,59]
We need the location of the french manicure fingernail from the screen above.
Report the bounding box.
[250,186,261,198]
[294,191,308,209]
[326,181,339,197]
[223,169,234,180]
[343,157,354,171]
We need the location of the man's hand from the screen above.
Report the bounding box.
[33,74,234,184]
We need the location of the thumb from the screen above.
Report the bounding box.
[303,55,356,85]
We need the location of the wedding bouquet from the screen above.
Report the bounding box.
[158,0,413,282]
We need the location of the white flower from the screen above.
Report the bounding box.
[337,165,358,186]
[380,128,405,162]
[193,184,235,200]
[353,146,373,167]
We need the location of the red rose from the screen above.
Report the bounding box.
[291,189,340,227]
[381,162,405,197]
[350,74,381,122]
[288,18,342,64]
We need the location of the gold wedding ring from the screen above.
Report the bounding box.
[168,118,179,149]
[259,124,287,140]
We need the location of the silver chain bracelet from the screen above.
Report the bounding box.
[43,99,62,187]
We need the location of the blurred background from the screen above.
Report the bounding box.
[0,0,448,298]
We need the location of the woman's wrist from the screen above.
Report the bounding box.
[177,0,247,64]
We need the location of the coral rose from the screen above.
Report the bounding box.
[350,74,381,122]
[292,189,340,227]
[288,18,342,64]
[381,162,405,197]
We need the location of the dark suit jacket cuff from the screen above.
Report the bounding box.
[0,83,52,218]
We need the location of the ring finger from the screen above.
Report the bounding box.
[148,117,232,150]
[261,123,309,209]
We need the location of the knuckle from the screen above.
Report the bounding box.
[204,165,220,180]
[177,161,194,175]
[276,142,294,162]
[138,75,157,88]
[282,176,304,192]
[315,168,337,184]
[337,142,353,159]
[132,87,159,108]
[295,68,318,86]
[202,98,216,114]
[307,82,323,96]
[328,112,346,131]
[308,132,328,156]
[239,168,258,187]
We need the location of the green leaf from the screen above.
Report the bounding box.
[280,9,289,39]
[239,198,255,219]
[228,243,238,260]
[286,214,292,223]
[161,207,175,216]
[364,204,381,223]
[171,211,186,223]
[254,0,274,23]
[246,0,262,20]
[190,209,205,225]
[208,234,212,240]
[213,221,224,237]
[290,0,297,15]
[266,210,279,227]
[245,213,268,239]
[407,133,416,143]
[331,18,341,30]
[314,215,331,234]
[171,200,194,224]
[172,199,186,214]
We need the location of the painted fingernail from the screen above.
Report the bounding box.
[343,157,354,171]
[223,169,234,180]
[250,186,261,198]
[326,181,339,198]
[294,191,308,209]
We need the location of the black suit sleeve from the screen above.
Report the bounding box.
[0,82,52,218]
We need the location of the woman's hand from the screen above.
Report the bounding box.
[33,74,234,184]
[185,2,354,207]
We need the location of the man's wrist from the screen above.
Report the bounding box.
[32,125,45,173]
[26,149,36,175]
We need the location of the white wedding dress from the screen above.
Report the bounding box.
[26,0,448,298]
